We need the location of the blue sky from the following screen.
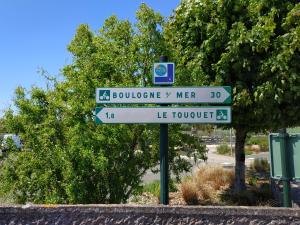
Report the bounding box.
[0,0,180,116]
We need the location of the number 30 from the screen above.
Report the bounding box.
[211,92,221,98]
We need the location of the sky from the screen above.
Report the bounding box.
[0,0,180,117]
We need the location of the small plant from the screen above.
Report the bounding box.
[197,184,213,201]
[250,158,270,174]
[248,176,258,186]
[195,166,234,190]
[244,146,253,155]
[181,166,234,205]
[216,144,232,155]
[169,179,178,192]
[143,180,160,198]
[181,181,199,205]
[246,136,269,152]
[142,179,178,200]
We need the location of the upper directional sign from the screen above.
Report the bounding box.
[95,106,231,124]
[96,87,231,104]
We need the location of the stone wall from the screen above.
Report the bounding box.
[0,205,300,224]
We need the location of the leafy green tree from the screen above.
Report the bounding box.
[167,0,300,192]
[0,118,6,134]
[0,4,206,204]
[0,118,6,150]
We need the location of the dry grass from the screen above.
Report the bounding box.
[181,181,199,205]
[195,166,234,190]
[181,166,234,205]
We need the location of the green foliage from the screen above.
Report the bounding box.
[0,4,206,204]
[0,137,19,160]
[216,144,232,155]
[246,135,268,151]
[139,179,177,200]
[287,127,300,133]
[244,146,253,155]
[167,0,300,131]
[0,118,6,133]
[248,176,258,186]
[143,180,160,198]
[250,158,270,174]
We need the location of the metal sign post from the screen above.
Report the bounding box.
[279,129,292,207]
[160,112,169,205]
[158,56,170,205]
[269,130,293,207]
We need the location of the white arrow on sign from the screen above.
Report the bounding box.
[95,107,231,124]
[96,87,231,104]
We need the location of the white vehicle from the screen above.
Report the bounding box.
[1,134,23,150]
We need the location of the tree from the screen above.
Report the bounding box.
[0,118,6,149]
[0,4,206,204]
[0,118,6,134]
[166,0,300,192]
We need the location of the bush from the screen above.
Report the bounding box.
[244,146,253,155]
[222,182,272,206]
[248,176,258,186]
[181,181,199,205]
[246,136,269,152]
[250,158,270,174]
[181,166,234,205]
[195,166,234,190]
[254,183,272,204]
[216,145,232,155]
[228,190,257,206]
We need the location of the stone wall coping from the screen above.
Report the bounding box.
[0,204,299,217]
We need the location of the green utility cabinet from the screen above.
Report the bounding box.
[269,133,300,181]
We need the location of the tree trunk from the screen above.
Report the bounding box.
[234,127,247,193]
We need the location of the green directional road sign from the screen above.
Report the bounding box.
[95,106,231,124]
[96,87,231,104]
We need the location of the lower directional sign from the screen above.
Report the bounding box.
[95,107,231,124]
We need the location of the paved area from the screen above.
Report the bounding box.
[143,145,269,183]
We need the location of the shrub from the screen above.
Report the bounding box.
[246,136,269,152]
[195,166,234,190]
[229,190,257,206]
[244,146,253,155]
[216,145,232,155]
[197,184,213,201]
[181,181,199,205]
[250,158,270,174]
[248,176,258,186]
[181,166,234,205]
[222,182,272,206]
